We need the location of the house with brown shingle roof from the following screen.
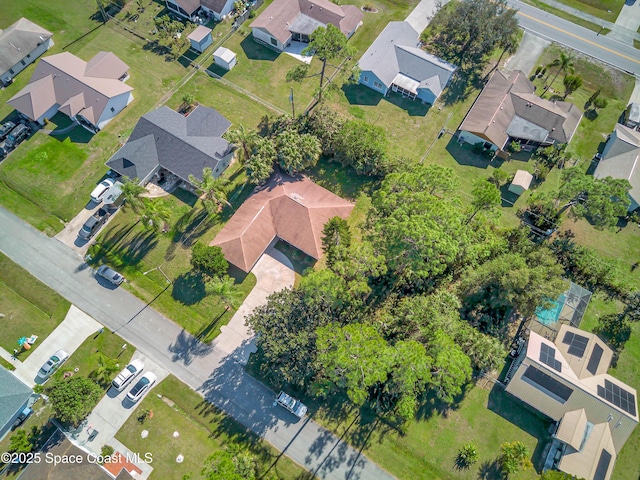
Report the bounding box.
[6,51,133,132]
[505,323,638,480]
[212,173,354,272]
[0,17,53,87]
[458,70,582,153]
[250,0,363,52]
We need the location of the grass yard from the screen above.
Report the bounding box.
[0,253,70,360]
[520,0,613,33]
[89,177,257,342]
[116,375,308,480]
[540,0,625,22]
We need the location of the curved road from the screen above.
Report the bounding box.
[0,205,394,480]
[509,0,640,76]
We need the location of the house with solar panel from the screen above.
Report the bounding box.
[504,321,638,480]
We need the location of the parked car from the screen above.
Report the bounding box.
[0,146,7,160]
[12,407,34,429]
[37,349,69,379]
[112,359,144,391]
[90,178,115,203]
[5,124,30,150]
[0,121,16,140]
[127,372,157,403]
[78,208,110,240]
[275,391,307,418]
[96,265,125,286]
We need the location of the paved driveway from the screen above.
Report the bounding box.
[54,200,114,255]
[12,305,101,387]
[503,31,550,75]
[0,206,395,480]
[405,0,449,33]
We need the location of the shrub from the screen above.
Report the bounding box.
[456,442,479,468]
[190,242,228,278]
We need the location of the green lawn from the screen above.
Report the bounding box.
[534,0,625,22]
[0,253,70,360]
[116,375,308,480]
[521,0,612,33]
[89,179,257,342]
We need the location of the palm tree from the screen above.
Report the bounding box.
[205,275,242,310]
[188,167,231,214]
[93,354,120,386]
[562,74,583,99]
[225,125,258,165]
[543,52,574,95]
[121,176,146,214]
[141,198,172,231]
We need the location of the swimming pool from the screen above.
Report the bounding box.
[535,295,565,326]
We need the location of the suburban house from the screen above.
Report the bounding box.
[504,323,637,480]
[594,123,640,211]
[212,173,354,272]
[6,51,133,132]
[250,0,363,52]
[165,0,235,21]
[0,366,34,441]
[0,17,53,87]
[458,70,583,153]
[358,21,456,105]
[105,105,233,188]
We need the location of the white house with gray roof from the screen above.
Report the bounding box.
[594,123,640,211]
[105,105,234,187]
[0,18,53,87]
[358,21,456,105]
[0,366,34,441]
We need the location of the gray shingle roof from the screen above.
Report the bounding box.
[106,106,232,184]
[0,17,52,74]
[358,22,455,93]
[0,366,32,431]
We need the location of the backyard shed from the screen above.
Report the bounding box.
[508,169,533,195]
[187,25,213,53]
[213,47,237,71]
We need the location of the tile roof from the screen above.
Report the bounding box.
[212,172,353,271]
[251,0,363,44]
[459,70,582,149]
[6,51,132,125]
[106,105,231,184]
[0,17,52,74]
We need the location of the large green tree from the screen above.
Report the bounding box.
[334,120,389,176]
[468,178,501,223]
[189,167,231,214]
[558,168,631,230]
[322,217,351,267]
[50,376,102,426]
[120,176,146,214]
[190,242,228,278]
[225,124,258,164]
[246,137,276,185]
[276,129,321,174]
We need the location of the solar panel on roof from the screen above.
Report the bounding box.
[523,365,573,402]
[597,379,637,416]
[587,344,604,375]
[562,331,574,345]
[593,449,612,480]
[567,334,589,357]
[539,343,562,372]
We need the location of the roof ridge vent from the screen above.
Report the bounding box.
[288,192,305,204]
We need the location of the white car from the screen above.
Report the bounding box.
[37,349,70,379]
[90,178,115,203]
[127,372,157,403]
[112,359,144,391]
[275,391,308,418]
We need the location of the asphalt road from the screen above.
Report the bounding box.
[0,205,395,480]
[509,0,640,76]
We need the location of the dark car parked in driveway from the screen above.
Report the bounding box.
[0,121,16,141]
[78,208,110,240]
[5,124,30,150]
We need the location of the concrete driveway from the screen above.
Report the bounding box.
[64,350,167,478]
[213,245,295,363]
[504,31,550,75]
[12,305,102,387]
[54,200,110,255]
[405,0,449,33]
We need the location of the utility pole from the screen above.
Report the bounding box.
[96,0,108,23]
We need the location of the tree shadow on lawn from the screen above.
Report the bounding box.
[446,137,495,169]
[342,84,383,107]
[91,223,158,268]
[440,66,485,107]
[172,270,206,305]
[240,35,280,61]
[477,458,505,479]
[487,385,551,471]
[165,207,216,260]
